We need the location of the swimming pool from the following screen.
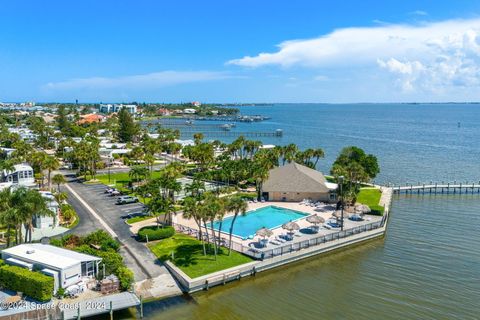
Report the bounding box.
[212,205,309,239]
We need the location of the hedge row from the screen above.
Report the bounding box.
[370,205,385,216]
[0,262,54,301]
[138,226,175,242]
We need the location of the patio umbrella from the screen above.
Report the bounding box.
[255,227,273,239]
[333,210,348,219]
[282,221,300,232]
[306,214,325,225]
[355,204,371,214]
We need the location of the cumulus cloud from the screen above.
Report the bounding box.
[228,18,480,92]
[43,70,230,91]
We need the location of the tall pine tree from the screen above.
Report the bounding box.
[117,107,138,142]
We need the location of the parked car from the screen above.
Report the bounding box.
[121,211,149,219]
[116,196,139,205]
[109,190,121,196]
[105,187,115,194]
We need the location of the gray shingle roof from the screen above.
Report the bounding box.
[262,162,333,193]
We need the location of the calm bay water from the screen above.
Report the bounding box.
[133,104,480,319]
[180,103,480,184]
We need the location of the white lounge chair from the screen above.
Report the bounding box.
[276,236,287,243]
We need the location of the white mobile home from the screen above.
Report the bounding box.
[1,244,102,292]
[1,164,36,187]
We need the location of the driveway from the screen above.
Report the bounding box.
[65,180,171,281]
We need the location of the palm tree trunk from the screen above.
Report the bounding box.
[228,214,238,255]
[6,226,11,247]
[216,221,223,254]
[194,218,206,256]
[209,221,218,260]
[48,170,52,189]
[202,221,210,252]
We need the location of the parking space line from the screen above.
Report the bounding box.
[65,183,118,238]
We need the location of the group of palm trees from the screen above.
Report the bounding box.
[121,135,328,259]
[182,183,248,259]
[0,187,53,246]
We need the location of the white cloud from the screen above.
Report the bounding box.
[409,10,428,16]
[228,18,480,93]
[43,70,230,91]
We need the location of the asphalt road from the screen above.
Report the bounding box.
[65,180,170,281]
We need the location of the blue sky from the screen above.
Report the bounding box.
[2,0,480,103]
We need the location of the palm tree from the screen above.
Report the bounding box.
[44,155,60,189]
[129,166,149,184]
[11,187,51,243]
[52,173,66,192]
[143,153,156,175]
[282,144,298,165]
[312,148,325,167]
[0,188,18,247]
[54,191,68,204]
[193,133,204,145]
[225,196,248,255]
[202,193,222,260]
[215,197,228,252]
[183,197,207,255]
[184,180,206,199]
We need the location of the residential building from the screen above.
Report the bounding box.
[183,108,196,114]
[7,127,38,142]
[99,104,137,114]
[33,191,60,229]
[77,113,105,124]
[1,164,36,188]
[262,162,338,202]
[1,244,102,292]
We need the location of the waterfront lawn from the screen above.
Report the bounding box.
[148,234,253,278]
[357,188,384,215]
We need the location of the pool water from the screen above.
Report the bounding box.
[212,205,308,239]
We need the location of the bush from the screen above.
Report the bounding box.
[116,266,134,291]
[138,226,175,242]
[0,264,54,301]
[370,205,385,216]
[101,238,120,252]
[56,287,65,299]
[83,230,115,247]
[49,238,63,247]
[75,245,123,275]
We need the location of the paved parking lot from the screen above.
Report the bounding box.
[66,181,170,281]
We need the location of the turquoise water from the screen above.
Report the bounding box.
[212,206,308,238]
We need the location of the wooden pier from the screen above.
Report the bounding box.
[179,129,283,138]
[391,182,480,194]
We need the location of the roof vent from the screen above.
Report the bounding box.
[26,249,35,254]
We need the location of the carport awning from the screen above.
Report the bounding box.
[6,257,33,269]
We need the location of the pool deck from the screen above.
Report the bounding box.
[175,201,382,248]
[167,187,393,293]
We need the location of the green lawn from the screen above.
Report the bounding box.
[357,188,384,215]
[148,233,253,278]
[96,171,163,190]
[126,215,153,224]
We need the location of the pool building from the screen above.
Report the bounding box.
[261,162,338,202]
